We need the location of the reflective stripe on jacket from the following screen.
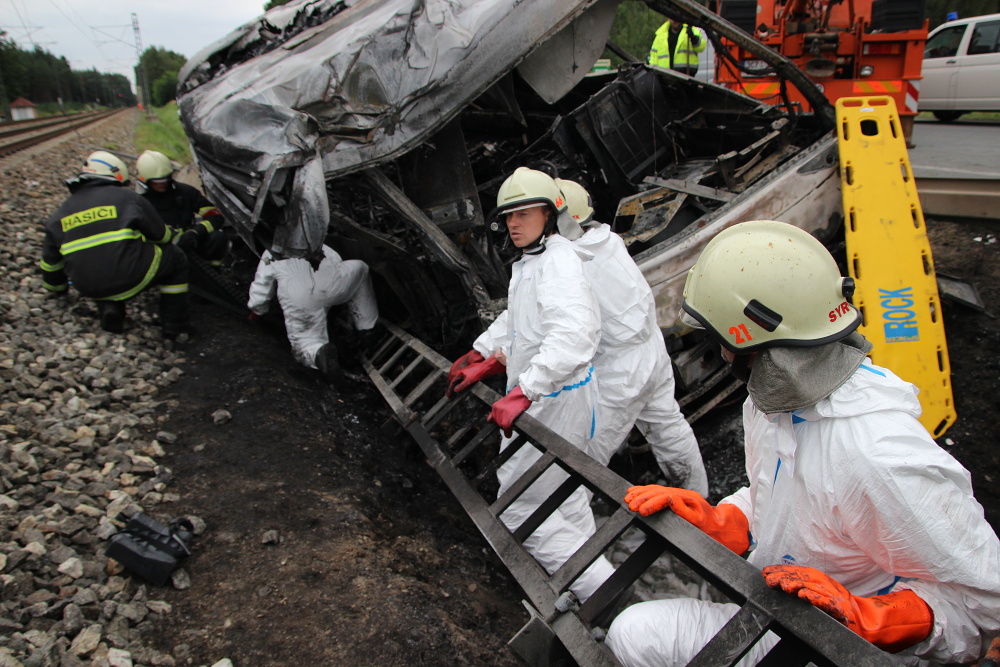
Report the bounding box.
[142,180,223,237]
[648,20,706,69]
[40,178,173,299]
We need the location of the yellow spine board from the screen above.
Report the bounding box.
[836,96,955,437]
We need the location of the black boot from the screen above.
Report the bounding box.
[315,343,344,386]
[162,320,196,339]
[97,301,126,333]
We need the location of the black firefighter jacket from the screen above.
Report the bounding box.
[40,178,174,300]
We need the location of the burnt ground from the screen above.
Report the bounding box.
[137,217,1000,666]
[136,299,526,666]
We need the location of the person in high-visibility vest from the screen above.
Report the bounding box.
[648,19,707,77]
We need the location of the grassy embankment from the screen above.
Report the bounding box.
[134,102,192,165]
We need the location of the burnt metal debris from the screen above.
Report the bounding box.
[177,0,845,404]
[173,3,890,662]
[362,322,895,667]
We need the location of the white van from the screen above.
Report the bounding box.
[921,13,1000,121]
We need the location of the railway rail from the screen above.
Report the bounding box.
[0,109,122,158]
[361,322,897,667]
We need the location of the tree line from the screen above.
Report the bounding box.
[0,33,135,118]
[0,35,195,119]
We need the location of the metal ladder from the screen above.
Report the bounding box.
[362,321,895,667]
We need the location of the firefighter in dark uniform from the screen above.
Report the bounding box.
[39,151,192,336]
[136,150,228,266]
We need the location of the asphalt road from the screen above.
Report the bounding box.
[909,118,1000,180]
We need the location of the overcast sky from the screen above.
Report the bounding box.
[0,0,267,89]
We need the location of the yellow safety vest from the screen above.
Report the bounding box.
[648,21,706,69]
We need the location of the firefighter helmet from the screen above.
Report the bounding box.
[555,178,594,226]
[496,167,567,216]
[681,220,859,353]
[136,150,174,183]
[82,151,130,184]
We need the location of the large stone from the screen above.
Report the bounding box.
[57,558,84,579]
[107,648,133,667]
[0,647,24,667]
[69,624,102,656]
[211,409,231,425]
[62,603,84,634]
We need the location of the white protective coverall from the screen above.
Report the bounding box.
[607,360,1000,666]
[247,245,378,369]
[474,234,616,602]
[575,223,707,495]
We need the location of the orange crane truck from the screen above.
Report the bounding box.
[715,0,928,141]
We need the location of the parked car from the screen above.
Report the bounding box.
[177,0,840,406]
[921,13,1000,121]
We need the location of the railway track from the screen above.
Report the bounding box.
[0,109,122,158]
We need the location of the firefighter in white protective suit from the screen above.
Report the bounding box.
[554,178,708,495]
[606,220,1000,666]
[445,167,616,603]
[247,244,378,382]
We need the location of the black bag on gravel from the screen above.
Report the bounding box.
[106,513,194,586]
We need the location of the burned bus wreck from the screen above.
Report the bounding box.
[177,0,841,408]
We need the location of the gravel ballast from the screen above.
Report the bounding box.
[0,110,195,667]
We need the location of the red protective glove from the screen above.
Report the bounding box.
[762,564,933,653]
[448,350,484,386]
[447,355,505,398]
[487,385,532,437]
[248,311,262,322]
[624,485,750,555]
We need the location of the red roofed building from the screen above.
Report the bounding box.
[10,98,37,121]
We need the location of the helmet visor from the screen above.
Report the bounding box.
[678,307,705,330]
[500,202,548,215]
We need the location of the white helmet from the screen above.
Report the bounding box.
[82,151,129,184]
[496,167,567,217]
[554,178,594,226]
[681,220,859,353]
[136,150,174,183]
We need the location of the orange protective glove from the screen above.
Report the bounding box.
[447,350,484,387]
[982,634,1000,667]
[447,355,505,398]
[487,385,532,437]
[624,485,750,555]
[762,564,933,653]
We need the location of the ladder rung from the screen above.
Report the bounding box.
[451,424,495,465]
[389,355,424,390]
[402,368,441,407]
[511,474,580,543]
[490,450,558,518]
[378,344,409,376]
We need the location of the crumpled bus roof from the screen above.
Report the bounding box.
[178,0,613,252]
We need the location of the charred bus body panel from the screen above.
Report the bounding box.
[178,0,841,405]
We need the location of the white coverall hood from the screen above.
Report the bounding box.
[575,223,707,495]
[574,223,651,349]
